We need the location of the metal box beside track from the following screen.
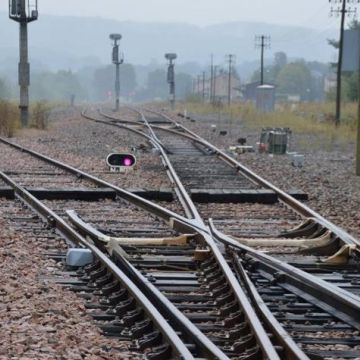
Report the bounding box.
[256,85,275,112]
[259,127,290,155]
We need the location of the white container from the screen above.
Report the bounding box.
[292,154,304,168]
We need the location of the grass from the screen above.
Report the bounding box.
[178,101,358,149]
[30,101,51,130]
[0,101,19,137]
[0,100,60,137]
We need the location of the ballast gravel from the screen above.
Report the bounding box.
[0,199,141,360]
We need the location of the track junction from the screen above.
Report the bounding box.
[0,106,359,359]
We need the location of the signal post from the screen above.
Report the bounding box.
[9,0,38,127]
[165,53,177,111]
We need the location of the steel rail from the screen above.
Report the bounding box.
[142,108,360,247]
[0,133,279,357]
[2,109,349,358]
[88,107,360,357]
[97,107,360,325]
[97,107,282,358]
[209,219,360,328]
[232,252,310,360]
[135,108,204,222]
[82,110,196,220]
[0,136,194,229]
[0,133,269,359]
[0,170,194,360]
[66,211,233,360]
[117,108,283,359]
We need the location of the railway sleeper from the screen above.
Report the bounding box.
[57,260,187,357]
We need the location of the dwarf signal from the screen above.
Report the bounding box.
[106,153,136,172]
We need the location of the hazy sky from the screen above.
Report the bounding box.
[0,1,344,29]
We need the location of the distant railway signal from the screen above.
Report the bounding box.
[9,0,38,128]
[106,153,136,172]
[165,53,177,111]
[109,33,124,112]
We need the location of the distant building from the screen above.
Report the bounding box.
[193,71,241,102]
[243,81,275,102]
[324,73,337,94]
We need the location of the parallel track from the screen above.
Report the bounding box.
[95,107,360,359]
[0,104,359,359]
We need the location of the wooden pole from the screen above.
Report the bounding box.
[356,65,360,176]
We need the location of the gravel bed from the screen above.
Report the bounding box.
[10,106,360,239]
[14,110,172,191]
[167,110,360,239]
[43,198,177,238]
[0,198,141,359]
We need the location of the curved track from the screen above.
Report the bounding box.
[0,105,359,359]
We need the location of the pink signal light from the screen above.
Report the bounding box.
[123,157,133,167]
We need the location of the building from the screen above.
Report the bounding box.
[193,71,241,102]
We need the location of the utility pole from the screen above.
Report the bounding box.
[197,75,201,97]
[213,65,218,103]
[210,54,214,103]
[255,35,271,85]
[165,53,177,111]
[226,54,235,106]
[202,71,206,103]
[110,33,124,112]
[9,0,38,128]
[330,0,358,126]
[357,63,360,175]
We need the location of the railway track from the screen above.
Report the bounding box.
[94,106,360,358]
[0,105,359,359]
[0,136,279,359]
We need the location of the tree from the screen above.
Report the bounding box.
[147,69,168,99]
[0,78,10,99]
[175,73,193,99]
[93,64,137,101]
[250,52,288,84]
[120,64,137,98]
[31,70,87,102]
[327,19,360,103]
[274,52,287,68]
[273,52,287,78]
[345,71,359,101]
[276,62,312,100]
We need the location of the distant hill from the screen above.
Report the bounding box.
[0,12,337,76]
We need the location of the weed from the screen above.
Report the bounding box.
[30,101,50,130]
[179,101,357,147]
[0,101,19,137]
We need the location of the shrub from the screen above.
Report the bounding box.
[30,101,50,130]
[0,101,19,137]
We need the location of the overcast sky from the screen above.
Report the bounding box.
[0,0,344,29]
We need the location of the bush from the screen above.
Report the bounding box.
[30,101,50,130]
[0,101,19,137]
